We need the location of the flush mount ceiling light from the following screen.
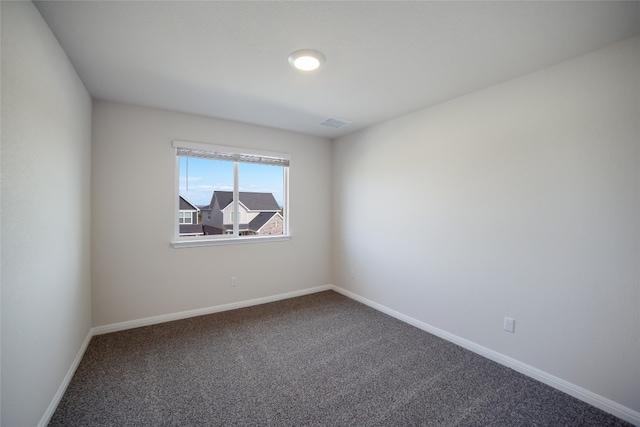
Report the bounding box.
[288,49,325,71]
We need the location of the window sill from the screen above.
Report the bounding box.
[171,234,291,248]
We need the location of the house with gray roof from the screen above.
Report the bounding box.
[201,191,283,236]
[178,195,204,236]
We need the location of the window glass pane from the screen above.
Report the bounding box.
[238,162,285,236]
[175,144,288,242]
[178,157,234,236]
[179,212,192,224]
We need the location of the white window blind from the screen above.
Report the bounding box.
[175,145,289,167]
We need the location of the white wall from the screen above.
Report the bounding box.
[332,35,640,416]
[1,2,93,426]
[91,101,332,326]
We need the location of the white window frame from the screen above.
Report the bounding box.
[171,140,290,248]
[179,211,193,224]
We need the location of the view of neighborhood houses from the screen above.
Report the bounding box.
[177,156,285,237]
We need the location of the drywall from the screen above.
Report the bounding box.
[332,35,640,415]
[91,101,332,326]
[1,2,93,426]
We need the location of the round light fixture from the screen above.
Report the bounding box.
[288,49,325,71]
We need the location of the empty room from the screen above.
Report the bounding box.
[2,1,639,426]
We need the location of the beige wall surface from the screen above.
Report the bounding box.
[332,36,640,413]
[4,2,638,424]
[91,101,332,326]
[1,2,93,425]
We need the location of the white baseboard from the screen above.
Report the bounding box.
[42,284,639,426]
[38,329,93,427]
[42,285,333,424]
[328,284,640,426]
[92,285,332,335]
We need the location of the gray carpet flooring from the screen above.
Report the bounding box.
[50,291,631,426]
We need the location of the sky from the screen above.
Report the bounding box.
[178,157,285,207]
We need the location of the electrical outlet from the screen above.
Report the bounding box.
[350,269,355,279]
[231,277,237,287]
[504,317,515,333]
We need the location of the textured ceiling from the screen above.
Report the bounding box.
[35,1,640,139]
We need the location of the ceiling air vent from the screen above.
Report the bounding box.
[319,117,351,129]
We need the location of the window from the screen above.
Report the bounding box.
[172,140,290,248]
[179,211,193,224]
